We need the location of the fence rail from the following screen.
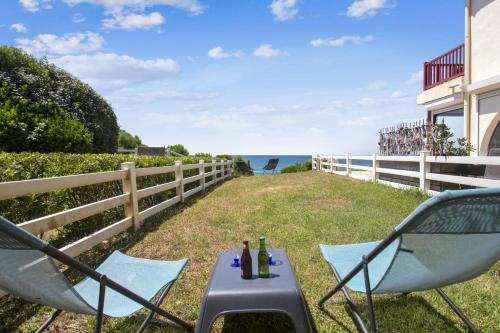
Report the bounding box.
[312,153,500,194]
[0,159,233,297]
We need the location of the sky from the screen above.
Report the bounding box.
[0,0,464,155]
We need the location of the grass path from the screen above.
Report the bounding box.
[4,172,500,332]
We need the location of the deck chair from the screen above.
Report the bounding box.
[318,188,500,333]
[235,161,253,175]
[262,158,279,174]
[0,216,193,333]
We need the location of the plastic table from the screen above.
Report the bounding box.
[195,248,312,333]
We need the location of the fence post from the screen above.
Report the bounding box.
[221,160,226,181]
[212,159,217,183]
[318,155,322,172]
[346,153,351,177]
[121,162,140,231]
[199,160,205,191]
[330,155,334,173]
[175,160,184,202]
[228,160,233,178]
[419,151,430,192]
[372,153,379,183]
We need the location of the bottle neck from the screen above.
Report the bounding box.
[259,240,266,251]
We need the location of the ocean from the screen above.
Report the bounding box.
[239,155,373,175]
[242,155,311,175]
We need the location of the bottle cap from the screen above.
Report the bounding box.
[259,236,265,240]
[243,240,248,245]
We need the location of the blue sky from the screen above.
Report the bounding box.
[1,0,464,155]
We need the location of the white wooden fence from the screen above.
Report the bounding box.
[0,159,233,297]
[313,153,500,195]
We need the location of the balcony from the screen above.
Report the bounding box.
[423,44,464,90]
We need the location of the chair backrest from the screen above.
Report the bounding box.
[0,216,95,314]
[236,161,251,173]
[263,159,279,170]
[373,188,500,293]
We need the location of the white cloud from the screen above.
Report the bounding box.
[207,46,243,60]
[10,23,28,33]
[367,80,387,91]
[405,69,423,85]
[269,0,299,21]
[346,0,393,18]
[310,35,374,47]
[19,0,52,12]
[73,13,86,23]
[51,53,179,90]
[391,90,408,98]
[253,44,284,58]
[62,0,204,15]
[16,31,104,55]
[102,12,164,30]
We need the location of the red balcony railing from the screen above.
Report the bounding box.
[423,44,464,90]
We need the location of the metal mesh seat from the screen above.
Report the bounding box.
[319,187,500,333]
[0,216,192,332]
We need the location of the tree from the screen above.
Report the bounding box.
[118,129,143,149]
[0,46,118,153]
[168,144,189,156]
[432,123,474,156]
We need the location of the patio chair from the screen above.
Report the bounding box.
[318,188,500,333]
[0,216,193,333]
[235,160,253,175]
[262,158,280,174]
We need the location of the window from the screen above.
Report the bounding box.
[433,108,464,138]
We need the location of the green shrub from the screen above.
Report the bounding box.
[0,46,118,153]
[118,129,143,149]
[281,159,312,173]
[0,152,209,248]
[168,144,189,156]
[194,152,213,160]
[215,154,232,160]
[0,83,93,153]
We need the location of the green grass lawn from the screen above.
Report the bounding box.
[2,171,499,332]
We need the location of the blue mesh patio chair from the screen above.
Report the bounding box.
[318,188,500,333]
[0,216,193,333]
[262,158,279,174]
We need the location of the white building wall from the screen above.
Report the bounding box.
[471,0,500,83]
[469,0,500,155]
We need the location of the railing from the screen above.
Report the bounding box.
[312,153,500,194]
[0,159,233,296]
[423,44,464,90]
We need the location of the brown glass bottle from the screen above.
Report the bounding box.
[240,240,252,279]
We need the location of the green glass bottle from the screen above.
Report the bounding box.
[258,237,270,278]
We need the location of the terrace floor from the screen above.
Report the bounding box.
[2,172,500,332]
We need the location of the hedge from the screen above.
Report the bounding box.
[0,47,118,153]
[0,152,216,248]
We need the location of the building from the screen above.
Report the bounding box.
[417,0,500,156]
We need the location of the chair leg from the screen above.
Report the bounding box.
[435,288,479,333]
[136,283,173,333]
[362,256,376,333]
[319,265,370,333]
[94,275,107,333]
[34,309,63,333]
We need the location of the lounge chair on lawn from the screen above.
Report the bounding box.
[235,160,253,175]
[0,216,193,333]
[262,158,279,174]
[318,188,500,333]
